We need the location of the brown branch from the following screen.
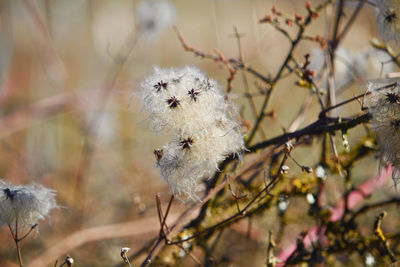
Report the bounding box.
[141,195,174,267]
[135,148,276,265]
[213,48,237,95]
[174,26,218,61]
[166,150,288,246]
[246,0,331,146]
[174,26,270,84]
[248,113,371,153]
[17,224,37,242]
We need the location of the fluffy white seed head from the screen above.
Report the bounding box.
[141,66,244,199]
[156,118,244,199]
[376,0,400,42]
[367,79,400,115]
[0,180,57,231]
[367,79,400,185]
[140,66,228,133]
[136,0,176,42]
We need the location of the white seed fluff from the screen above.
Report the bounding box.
[367,79,400,185]
[136,0,176,42]
[140,66,229,133]
[376,0,400,42]
[0,180,57,231]
[140,66,244,199]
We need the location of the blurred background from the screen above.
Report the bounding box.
[0,0,398,266]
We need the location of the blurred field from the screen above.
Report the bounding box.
[0,0,398,266]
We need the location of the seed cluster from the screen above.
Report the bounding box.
[376,0,400,42]
[368,80,400,186]
[0,180,57,231]
[140,66,244,200]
